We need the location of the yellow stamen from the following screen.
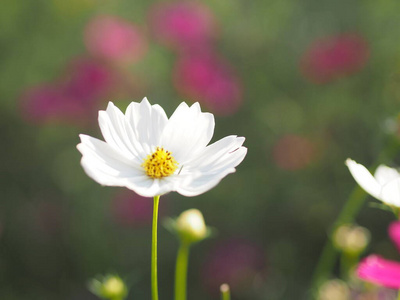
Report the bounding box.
[142,147,178,178]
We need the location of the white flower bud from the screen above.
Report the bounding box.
[176,209,207,244]
[89,275,128,300]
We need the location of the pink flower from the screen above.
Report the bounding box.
[149,1,217,51]
[173,53,242,115]
[272,135,316,171]
[20,58,114,124]
[357,221,400,289]
[20,84,70,123]
[201,238,266,295]
[300,33,369,84]
[84,15,147,64]
[64,58,114,101]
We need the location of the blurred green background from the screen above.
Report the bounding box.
[2,0,400,299]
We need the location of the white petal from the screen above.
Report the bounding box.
[176,136,247,196]
[125,176,177,198]
[126,97,168,153]
[346,159,382,201]
[98,102,144,160]
[185,136,246,171]
[374,165,400,185]
[177,168,237,197]
[380,178,400,207]
[161,102,215,164]
[77,134,143,186]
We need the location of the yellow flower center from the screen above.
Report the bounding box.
[142,147,178,178]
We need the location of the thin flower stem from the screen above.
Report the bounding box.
[310,187,366,291]
[220,284,231,300]
[310,137,400,298]
[152,195,160,300]
[175,242,190,300]
[397,290,400,300]
[340,252,358,281]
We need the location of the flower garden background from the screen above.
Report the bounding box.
[2,0,400,299]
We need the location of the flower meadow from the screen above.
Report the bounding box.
[3,0,400,299]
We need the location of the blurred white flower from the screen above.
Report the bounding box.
[77,98,247,197]
[346,158,400,207]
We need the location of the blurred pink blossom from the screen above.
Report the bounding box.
[357,221,400,289]
[64,58,114,100]
[84,15,148,64]
[272,135,316,171]
[149,1,217,51]
[20,58,114,124]
[300,33,369,84]
[202,238,266,295]
[110,191,168,227]
[173,54,242,115]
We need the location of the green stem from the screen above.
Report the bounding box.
[175,242,190,300]
[310,186,366,293]
[397,290,400,300]
[220,284,231,300]
[310,137,400,298]
[339,252,358,280]
[152,195,160,300]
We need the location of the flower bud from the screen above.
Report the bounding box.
[317,279,349,300]
[176,209,208,244]
[334,224,370,255]
[88,274,128,300]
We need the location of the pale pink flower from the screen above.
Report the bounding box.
[272,135,316,171]
[173,54,242,115]
[300,33,369,84]
[357,221,400,289]
[149,1,217,51]
[84,15,147,64]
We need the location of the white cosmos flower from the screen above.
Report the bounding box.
[346,158,400,207]
[77,98,247,197]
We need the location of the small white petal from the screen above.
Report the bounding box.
[374,165,400,185]
[346,159,382,201]
[380,178,400,207]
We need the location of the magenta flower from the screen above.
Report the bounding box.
[64,58,114,101]
[149,1,217,51]
[20,58,114,124]
[173,53,242,115]
[20,84,70,123]
[300,33,369,84]
[357,221,400,289]
[84,15,148,64]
